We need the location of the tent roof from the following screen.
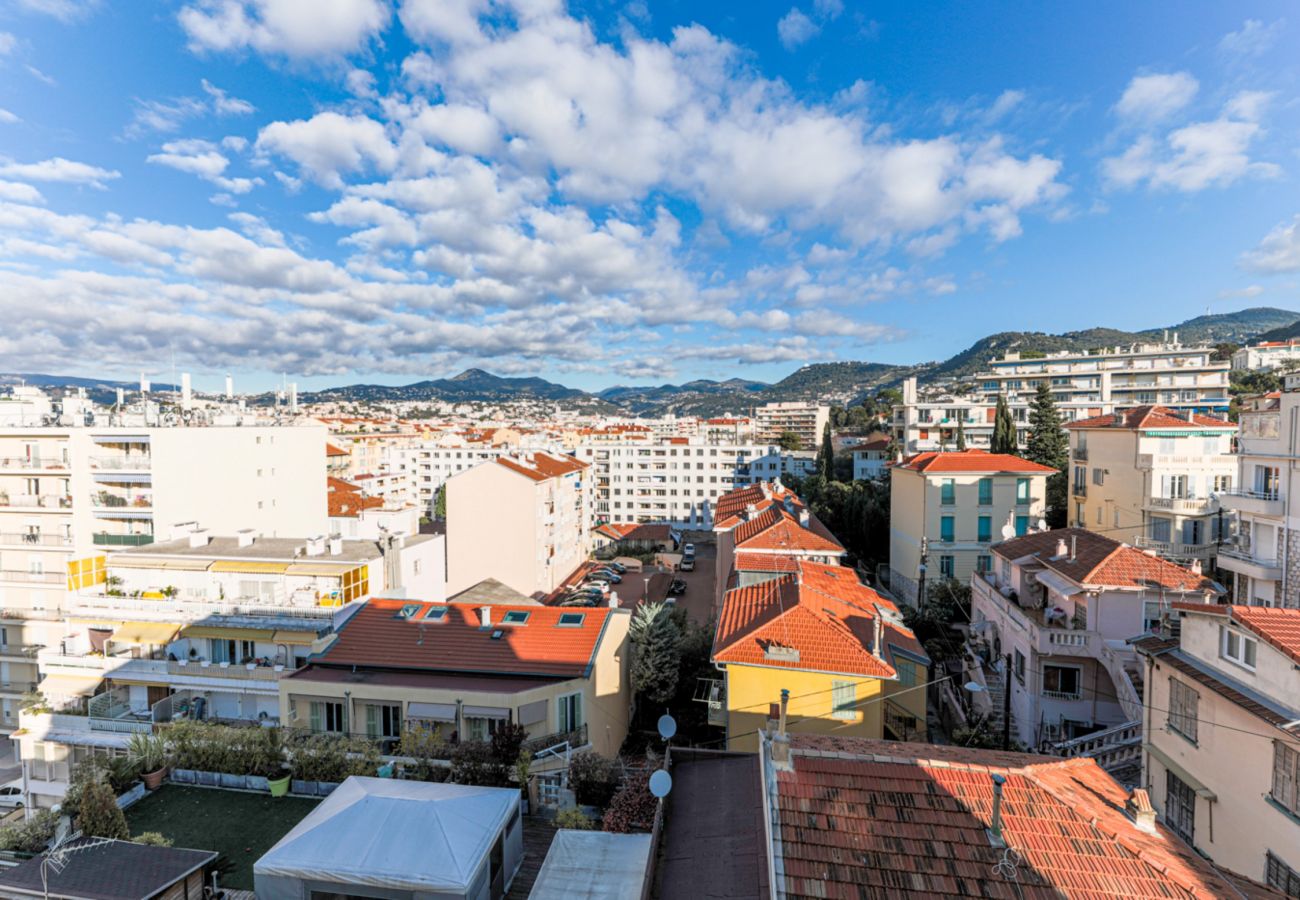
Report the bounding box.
[529,831,652,900]
[254,776,517,891]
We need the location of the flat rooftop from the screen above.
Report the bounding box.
[111,533,434,564]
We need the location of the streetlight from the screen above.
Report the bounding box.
[643,576,650,603]
[963,653,1012,751]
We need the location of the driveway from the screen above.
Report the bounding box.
[639,543,717,627]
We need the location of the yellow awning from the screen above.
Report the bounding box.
[159,559,214,571]
[284,562,356,577]
[110,622,180,645]
[105,556,172,569]
[272,629,323,645]
[209,560,290,574]
[181,625,276,641]
[39,673,104,697]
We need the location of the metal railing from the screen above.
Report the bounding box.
[1040,689,1083,702]
[88,492,153,509]
[523,723,588,755]
[0,532,72,547]
[0,494,72,509]
[1054,720,1142,757]
[168,659,293,681]
[90,455,152,470]
[0,643,43,658]
[1218,545,1280,567]
[1219,487,1280,501]
[0,457,67,470]
[0,569,64,584]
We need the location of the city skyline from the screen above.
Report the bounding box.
[0,1,1297,392]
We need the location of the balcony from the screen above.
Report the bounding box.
[0,532,73,548]
[0,569,64,585]
[0,643,42,661]
[167,659,293,682]
[1217,488,1283,518]
[1073,447,1088,462]
[1215,545,1282,581]
[0,457,68,472]
[1144,496,1216,516]
[92,532,154,547]
[0,494,72,510]
[89,491,153,517]
[1071,482,1087,498]
[1132,537,1216,560]
[90,455,152,471]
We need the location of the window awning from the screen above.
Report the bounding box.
[39,672,104,698]
[1143,742,1217,800]
[209,560,290,575]
[156,559,215,571]
[285,562,357,577]
[104,556,173,569]
[518,699,548,726]
[272,629,322,645]
[462,705,509,719]
[111,622,180,645]
[1034,569,1083,598]
[407,702,457,722]
[182,625,276,641]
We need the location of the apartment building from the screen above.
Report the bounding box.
[753,402,830,450]
[445,452,591,599]
[392,444,532,516]
[1133,604,1300,892]
[280,598,632,774]
[968,528,1222,750]
[572,439,781,527]
[851,434,892,480]
[1218,383,1298,607]
[888,450,1054,606]
[1066,407,1236,562]
[1232,340,1300,372]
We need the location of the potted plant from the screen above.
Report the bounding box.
[127,733,167,790]
[268,761,291,797]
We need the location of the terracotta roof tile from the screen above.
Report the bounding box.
[733,552,800,574]
[773,735,1281,899]
[316,598,612,678]
[713,481,805,528]
[326,476,383,518]
[993,529,1219,594]
[896,449,1057,474]
[1227,605,1300,666]
[733,506,844,554]
[496,451,588,482]
[1065,406,1234,430]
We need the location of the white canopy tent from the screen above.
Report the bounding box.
[528,830,652,900]
[254,776,523,900]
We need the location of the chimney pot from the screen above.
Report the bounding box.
[479,606,492,628]
[1055,538,1068,558]
[988,773,1007,847]
[1126,788,1157,833]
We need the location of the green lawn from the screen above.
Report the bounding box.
[126,785,320,890]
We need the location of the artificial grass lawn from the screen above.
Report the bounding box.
[125,784,320,890]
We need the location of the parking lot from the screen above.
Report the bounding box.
[550,543,718,626]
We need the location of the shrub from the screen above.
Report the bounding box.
[78,777,129,840]
[601,771,658,834]
[489,722,529,767]
[555,807,594,830]
[133,831,173,847]
[126,733,165,774]
[568,752,618,808]
[0,809,59,853]
[450,741,508,787]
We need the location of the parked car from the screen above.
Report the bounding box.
[679,557,695,572]
[0,780,23,809]
[591,569,621,582]
[561,597,596,607]
[584,580,611,591]
[608,562,627,573]
[682,543,696,556]
[668,579,687,596]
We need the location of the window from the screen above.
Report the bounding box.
[939,555,954,578]
[1015,515,1029,536]
[940,516,954,542]
[977,478,992,505]
[1013,649,1026,684]
[897,661,917,687]
[1015,478,1030,504]
[832,680,857,719]
[976,555,992,573]
[1092,468,1104,486]
[1256,465,1281,499]
[309,700,345,734]
[210,639,255,664]
[940,479,955,505]
[1220,626,1258,669]
[1267,851,1300,897]
[423,606,448,621]
[1272,741,1300,819]
[557,613,585,627]
[1213,474,1232,493]
[1042,665,1081,699]
[364,703,402,739]
[977,516,991,543]
[1168,678,1199,743]
[1164,770,1196,843]
[502,611,530,625]
[558,692,583,733]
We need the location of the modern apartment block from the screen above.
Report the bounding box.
[1134,604,1300,891]
[445,452,592,599]
[753,402,830,450]
[392,444,533,516]
[1231,340,1300,372]
[968,528,1221,749]
[1218,382,1298,608]
[1065,407,1236,563]
[888,450,1053,605]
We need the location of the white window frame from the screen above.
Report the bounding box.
[1219,625,1258,670]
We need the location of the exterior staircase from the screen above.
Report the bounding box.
[1053,719,1144,788]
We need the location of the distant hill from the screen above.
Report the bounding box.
[1252,317,1300,343]
[302,368,592,404]
[0,373,180,405]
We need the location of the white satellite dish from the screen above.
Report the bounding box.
[1037,518,1047,532]
[1000,524,1015,540]
[648,769,673,798]
[657,714,677,741]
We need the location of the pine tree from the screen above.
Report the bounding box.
[955,416,967,451]
[817,422,835,480]
[1025,383,1069,527]
[630,603,681,705]
[77,775,129,840]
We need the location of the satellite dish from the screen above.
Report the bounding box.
[1000,524,1016,540]
[648,769,673,798]
[657,714,677,741]
[1037,518,1048,532]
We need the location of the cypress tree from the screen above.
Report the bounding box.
[991,395,1016,453]
[817,422,835,480]
[630,603,681,705]
[955,416,967,451]
[1025,383,1069,527]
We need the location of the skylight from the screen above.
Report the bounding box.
[558,613,585,627]
[394,603,421,620]
[502,611,530,625]
[423,606,449,621]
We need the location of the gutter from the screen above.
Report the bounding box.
[757,730,784,900]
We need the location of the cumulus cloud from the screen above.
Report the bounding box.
[178,0,390,58]
[147,139,261,193]
[14,0,100,22]
[256,112,397,188]
[0,32,16,55]
[1240,215,1300,274]
[0,157,120,187]
[777,8,819,49]
[1218,19,1284,59]
[1114,72,1198,122]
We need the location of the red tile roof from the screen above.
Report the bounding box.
[896,449,1057,474]
[732,506,844,555]
[325,443,349,458]
[495,451,588,482]
[772,735,1279,899]
[326,476,383,518]
[713,564,922,678]
[317,598,612,678]
[733,552,800,574]
[1227,605,1300,667]
[1065,405,1234,430]
[713,481,804,528]
[993,528,1219,594]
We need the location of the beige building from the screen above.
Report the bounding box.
[888,450,1053,606]
[445,452,591,599]
[280,598,632,777]
[753,402,830,450]
[1134,604,1300,892]
[1065,406,1236,563]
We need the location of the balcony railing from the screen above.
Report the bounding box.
[1073,447,1088,461]
[1217,545,1280,568]
[1072,483,1087,497]
[0,569,63,584]
[167,659,293,681]
[0,643,42,658]
[0,457,67,471]
[1133,537,1216,560]
[523,723,589,755]
[92,532,154,546]
[89,492,153,509]
[90,455,152,471]
[1041,689,1084,702]
[0,494,72,509]
[1146,496,1215,515]
[0,532,73,547]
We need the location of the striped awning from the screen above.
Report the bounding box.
[182,625,276,641]
[111,622,181,645]
[209,560,290,575]
[285,562,357,577]
[272,629,323,645]
[104,556,173,569]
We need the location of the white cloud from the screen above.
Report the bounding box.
[147,139,261,193]
[179,0,390,58]
[0,109,19,125]
[202,80,255,115]
[0,32,17,55]
[256,112,397,188]
[25,65,56,86]
[1218,19,1284,59]
[1115,72,1198,122]
[1240,215,1300,274]
[985,89,1025,122]
[14,0,100,22]
[0,181,44,203]
[0,157,119,187]
[1217,285,1264,299]
[777,8,819,49]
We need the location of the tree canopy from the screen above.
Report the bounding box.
[1024,383,1068,527]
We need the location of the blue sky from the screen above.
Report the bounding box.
[0,0,1297,393]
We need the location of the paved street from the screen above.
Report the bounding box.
[641,543,718,626]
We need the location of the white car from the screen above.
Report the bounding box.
[583,579,610,591]
[682,543,696,556]
[0,781,24,809]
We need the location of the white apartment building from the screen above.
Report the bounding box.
[851,434,892,481]
[445,452,592,599]
[393,443,557,517]
[1065,407,1236,563]
[572,439,783,527]
[1231,340,1300,372]
[753,402,831,450]
[1217,383,1299,608]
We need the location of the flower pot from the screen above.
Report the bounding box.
[268,775,290,798]
[142,767,166,791]
[196,770,219,787]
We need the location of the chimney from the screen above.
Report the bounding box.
[744,503,757,521]
[479,606,492,628]
[328,533,343,556]
[1055,538,1068,558]
[987,774,1007,847]
[771,688,793,772]
[1190,558,1202,575]
[140,373,150,394]
[608,591,619,608]
[1070,534,1077,563]
[188,528,210,548]
[873,612,884,660]
[236,528,255,548]
[1126,789,1157,834]
[305,535,326,557]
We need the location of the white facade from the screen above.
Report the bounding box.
[754,402,831,450]
[1231,341,1300,372]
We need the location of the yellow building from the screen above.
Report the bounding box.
[709,560,928,752]
[888,449,1054,606]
